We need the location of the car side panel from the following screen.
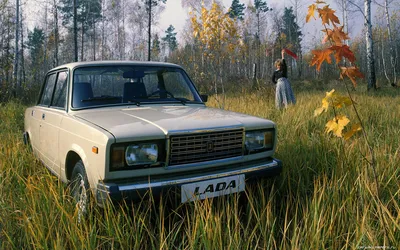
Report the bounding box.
[58,114,114,188]
[38,107,64,175]
[24,107,41,154]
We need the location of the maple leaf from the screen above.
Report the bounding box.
[306,4,317,23]
[322,26,350,45]
[332,95,352,108]
[310,48,333,71]
[330,45,356,64]
[318,5,340,26]
[314,98,329,116]
[314,89,334,116]
[340,67,365,87]
[343,123,362,140]
[325,115,350,138]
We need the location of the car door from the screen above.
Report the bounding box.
[38,71,68,175]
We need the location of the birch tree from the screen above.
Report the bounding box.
[13,0,19,97]
[53,0,59,66]
[365,0,376,90]
[348,0,377,90]
[382,0,397,86]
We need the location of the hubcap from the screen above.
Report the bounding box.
[73,173,87,223]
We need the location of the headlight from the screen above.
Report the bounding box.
[245,130,274,153]
[125,144,158,166]
[110,140,165,171]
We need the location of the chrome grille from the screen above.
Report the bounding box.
[169,129,243,166]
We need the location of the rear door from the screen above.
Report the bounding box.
[37,71,68,175]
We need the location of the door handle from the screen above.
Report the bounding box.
[42,113,45,120]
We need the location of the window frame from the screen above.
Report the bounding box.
[50,71,69,110]
[37,68,69,111]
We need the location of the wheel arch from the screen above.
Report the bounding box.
[65,151,82,181]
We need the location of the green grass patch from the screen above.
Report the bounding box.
[0,85,399,249]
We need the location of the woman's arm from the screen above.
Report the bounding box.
[281,49,288,78]
[272,71,277,84]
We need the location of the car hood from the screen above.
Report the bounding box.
[74,105,275,142]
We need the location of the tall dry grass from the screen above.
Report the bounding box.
[0,84,399,249]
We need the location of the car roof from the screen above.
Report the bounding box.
[49,60,183,72]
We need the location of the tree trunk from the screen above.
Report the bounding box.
[73,0,78,62]
[93,18,96,61]
[364,0,376,90]
[122,0,126,60]
[384,0,397,85]
[101,0,105,60]
[81,21,84,61]
[6,8,11,88]
[20,8,26,87]
[53,0,59,66]
[147,0,151,61]
[43,5,48,74]
[13,0,20,98]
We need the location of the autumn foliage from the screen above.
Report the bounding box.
[307,1,363,139]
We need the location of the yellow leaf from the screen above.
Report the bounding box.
[306,4,317,23]
[325,115,350,137]
[343,123,362,140]
[325,89,335,98]
[332,95,352,108]
[314,89,333,116]
[314,107,325,117]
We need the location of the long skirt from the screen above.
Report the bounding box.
[275,77,296,109]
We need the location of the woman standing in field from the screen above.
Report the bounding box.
[272,49,296,109]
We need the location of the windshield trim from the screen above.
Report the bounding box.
[70,65,204,110]
[69,101,205,111]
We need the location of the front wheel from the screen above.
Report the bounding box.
[69,160,90,221]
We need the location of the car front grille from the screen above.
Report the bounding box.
[168,129,244,166]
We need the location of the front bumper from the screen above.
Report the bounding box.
[96,158,282,206]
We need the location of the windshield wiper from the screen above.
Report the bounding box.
[126,99,141,106]
[169,97,188,105]
[81,95,120,102]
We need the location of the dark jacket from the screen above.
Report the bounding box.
[272,59,287,84]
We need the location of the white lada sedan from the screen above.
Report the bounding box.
[23,61,282,208]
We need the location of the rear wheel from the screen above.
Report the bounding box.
[69,160,90,221]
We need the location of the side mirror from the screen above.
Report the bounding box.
[200,94,208,103]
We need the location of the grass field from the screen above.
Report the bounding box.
[0,83,399,249]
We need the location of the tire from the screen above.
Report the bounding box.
[23,132,33,152]
[69,160,90,221]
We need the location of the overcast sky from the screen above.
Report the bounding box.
[156,0,343,50]
[24,0,383,51]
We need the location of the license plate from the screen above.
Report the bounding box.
[181,175,245,203]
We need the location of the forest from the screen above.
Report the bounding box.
[0,0,399,103]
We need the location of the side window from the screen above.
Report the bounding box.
[52,71,68,109]
[39,73,57,106]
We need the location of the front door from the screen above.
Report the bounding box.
[37,71,68,176]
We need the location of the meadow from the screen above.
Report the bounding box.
[0,82,399,249]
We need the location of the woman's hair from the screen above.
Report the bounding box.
[275,59,283,68]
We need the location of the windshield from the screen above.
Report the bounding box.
[72,65,202,109]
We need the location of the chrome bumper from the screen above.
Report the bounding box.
[96,158,282,205]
